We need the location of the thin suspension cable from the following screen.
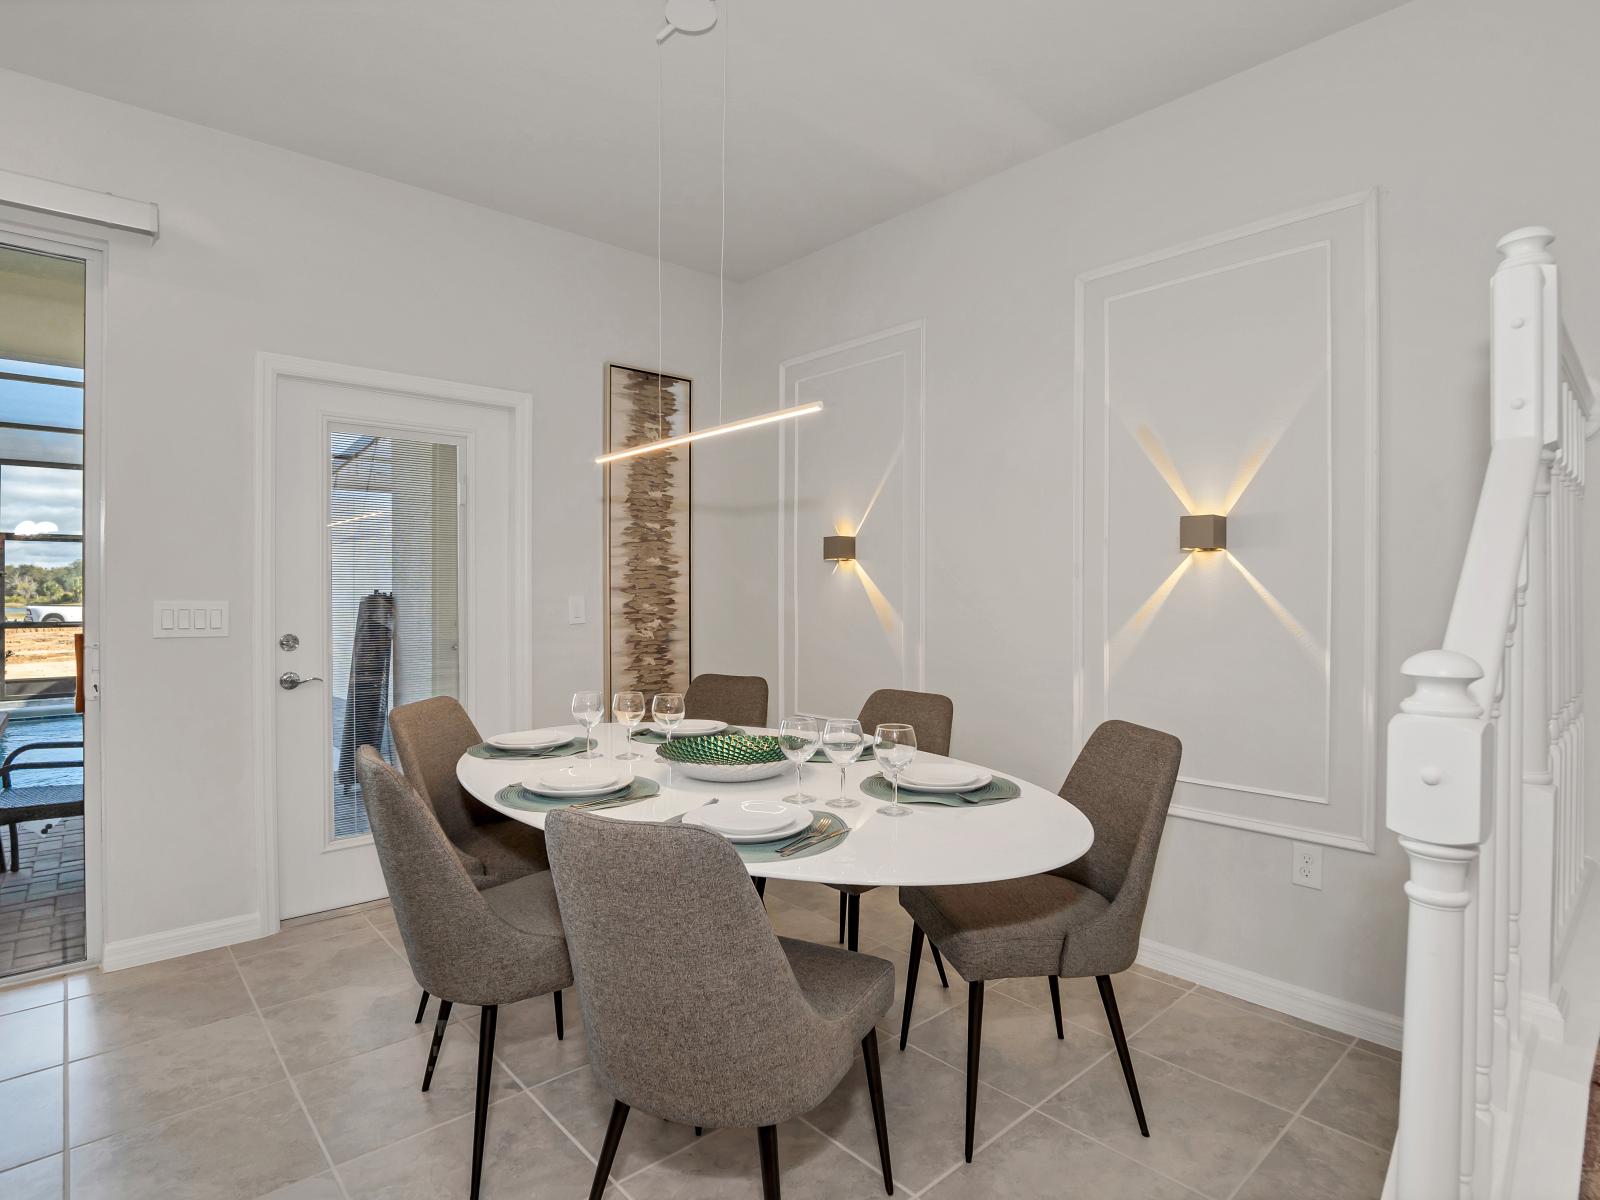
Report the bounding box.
[656,38,664,438]
[717,0,728,426]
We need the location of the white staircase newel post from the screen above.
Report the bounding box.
[1388,650,1492,1200]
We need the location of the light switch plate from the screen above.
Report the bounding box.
[154,601,229,638]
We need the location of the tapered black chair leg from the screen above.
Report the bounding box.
[846,894,861,952]
[553,990,565,1040]
[421,999,452,1091]
[470,1005,498,1200]
[755,876,767,901]
[1096,975,1149,1137]
[839,892,847,943]
[900,925,924,1050]
[588,1100,629,1200]
[862,1030,894,1194]
[414,989,430,1024]
[694,1126,702,1136]
[930,944,950,988]
[1048,976,1064,1039]
[964,981,984,1163]
[758,1124,781,1200]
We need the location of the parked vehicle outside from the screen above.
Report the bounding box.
[22,605,82,624]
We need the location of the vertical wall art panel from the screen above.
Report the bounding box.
[1074,193,1377,850]
[778,324,925,720]
[604,364,691,702]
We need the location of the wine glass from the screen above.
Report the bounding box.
[652,692,685,747]
[612,690,645,760]
[821,718,865,809]
[778,716,821,804]
[571,691,603,759]
[874,723,916,818]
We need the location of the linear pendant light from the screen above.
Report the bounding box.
[596,0,820,467]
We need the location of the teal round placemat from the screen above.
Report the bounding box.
[667,809,849,863]
[860,773,1019,807]
[631,726,746,745]
[809,743,875,764]
[494,776,660,813]
[467,738,596,760]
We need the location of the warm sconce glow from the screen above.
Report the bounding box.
[1224,551,1325,668]
[1179,513,1227,552]
[822,534,857,562]
[595,402,823,464]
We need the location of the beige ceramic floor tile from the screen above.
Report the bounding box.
[1129,962,1198,991]
[68,958,254,1059]
[767,903,841,945]
[68,1011,285,1146]
[340,1092,614,1199]
[626,1117,888,1200]
[1302,1048,1400,1150]
[0,1000,62,1080]
[0,976,64,1017]
[1192,986,1353,1043]
[924,1111,1199,1199]
[1044,1050,1290,1200]
[232,913,377,961]
[532,1063,698,1179]
[992,970,1187,1038]
[1133,991,1349,1110]
[874,933,968,1037]
[487,988,591,1087]
[0,1064,62,1172]
[261,978,434,1075]
[66,948,234,998]
[293,1025,518,1163]
[804,1039,1028,1193]
[233,928,411,1010]
[70,1080,328,1200]
[0,1151,62,1200]
[257,1174,346,1199]
[1354,1037,1402,1062]
[909,988,1112,1105]
[1233,1116,1389,1200]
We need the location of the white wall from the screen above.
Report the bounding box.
[703,0,1600,1017]
[0,68,723,951]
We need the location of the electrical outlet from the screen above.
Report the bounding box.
[1292,842,1323,890]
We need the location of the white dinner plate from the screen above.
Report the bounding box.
[646,718,727,737]
[895,763,992,793]
[523,766,627,797]
[488,728,575,752]
[682,798,809,842]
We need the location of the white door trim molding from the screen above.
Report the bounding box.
[777,320,927,718]
[252,353,534,936]
[1072,190,1379,853]
[0,219,110,969]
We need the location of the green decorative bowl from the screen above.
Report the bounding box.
[657,733,790,782]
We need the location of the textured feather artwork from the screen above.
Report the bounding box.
[605,365,691,704]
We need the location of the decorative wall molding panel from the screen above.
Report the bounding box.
[778,322,925,719]
[1074,193,1378,851]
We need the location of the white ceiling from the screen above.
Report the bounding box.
[0,0,1407,279]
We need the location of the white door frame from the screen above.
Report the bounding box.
[252,353,533,937]
[0,218,108,971]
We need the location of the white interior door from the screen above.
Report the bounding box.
[272,373,518,919]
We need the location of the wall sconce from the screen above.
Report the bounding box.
[823,534,857,563]
[1179,514,1227,552]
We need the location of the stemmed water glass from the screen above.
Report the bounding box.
[821,718,865,809]
[612,690,645,760]
[571,691,603,758]
[652,692,685,746]
[778,716,822,804]
[874,723,916,817]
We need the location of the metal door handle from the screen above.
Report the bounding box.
[279,671,324,690]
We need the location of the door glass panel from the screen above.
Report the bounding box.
[328,431,460,840]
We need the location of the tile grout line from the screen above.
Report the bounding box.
[225,943,354,1200]
[1221,1041,1357,1200]
[60,980,70,1198]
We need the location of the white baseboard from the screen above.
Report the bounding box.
[1138,936,1403,1050]
[101,913,263,972]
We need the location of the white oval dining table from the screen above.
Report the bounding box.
[457,723,1094,888]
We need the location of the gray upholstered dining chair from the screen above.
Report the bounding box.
[544,810,897,1200]
[896,719,1181,1162]
[834,688,956,966]
[389,696,555,1037]
[684,672,770,728]
[357,747,573,1200]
